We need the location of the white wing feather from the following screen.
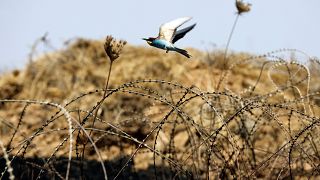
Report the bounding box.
[158,17,192,42]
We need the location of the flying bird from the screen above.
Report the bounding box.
[143,17,196,58]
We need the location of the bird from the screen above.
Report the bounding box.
[143,17,196,58]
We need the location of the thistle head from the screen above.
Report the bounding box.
[236,0,251,14]
[104,35,127,62]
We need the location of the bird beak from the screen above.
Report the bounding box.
[142,38,151,45]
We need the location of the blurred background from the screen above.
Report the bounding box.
[0,0,319,70]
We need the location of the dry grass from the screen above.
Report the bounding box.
[0,36,319,180]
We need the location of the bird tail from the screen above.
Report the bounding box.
[174,47,191,58]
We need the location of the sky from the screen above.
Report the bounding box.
[0,0,319,70]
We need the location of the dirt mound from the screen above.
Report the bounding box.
[0,38,320,179]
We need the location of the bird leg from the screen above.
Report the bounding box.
[164,47,169,53]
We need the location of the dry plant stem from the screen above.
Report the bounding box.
[79,60,113,179]
[82,61,113,158]
[216,14,240,91]
[88,35,124,140]
[91,60,113,135]
[28,32,48,63]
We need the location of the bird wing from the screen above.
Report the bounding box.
[158,17,192,42]
[172,23,196,44]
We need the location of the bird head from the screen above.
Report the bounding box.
[142,37,155,45]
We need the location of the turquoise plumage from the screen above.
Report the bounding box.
[143,17,196,58]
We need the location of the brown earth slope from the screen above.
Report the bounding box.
[0,38,320,179]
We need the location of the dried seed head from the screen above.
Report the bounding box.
[236,0,251,14]
[104,35,127,62]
